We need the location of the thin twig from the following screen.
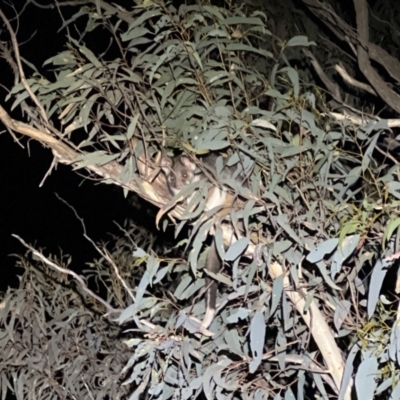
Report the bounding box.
[0,8,48,123]
[12,234,123,316]
[54,194,136,302]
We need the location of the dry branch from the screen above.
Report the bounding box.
[353,0,400,114]
[302,0,400,114]
[334,64,376,95]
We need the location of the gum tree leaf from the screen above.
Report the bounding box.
[334,300,351,331]
[286,35,316,47]
[270,275,283,316]
[368,258,392,318]
[331,234,360,278]
[249,310,265,373]
[339,344,359,400]
[355,357,378,400]
[306,238,339,263]
[225,237,249,261]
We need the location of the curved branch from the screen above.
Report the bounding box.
[334,63,377,95]
[13,234,122,315]
[303,49,343,103]
[0,105,168,209]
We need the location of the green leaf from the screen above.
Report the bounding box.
[383,218,400,249]
[249,310,265,373]
[270,275,283,316]
[225,238,250,261]
[127,114,140,140]
[355,357,378,400]
[286,35,316,47]
[69,37,102,68]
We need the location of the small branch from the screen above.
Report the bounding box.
[55,194,136,303]
[302,49,369,118]
[328,111,400,128]
[0,8,49,124]
[334,63,376,95]
[375,144,400,166]
[12,234,123,316]
[303,49,342,103]
[267,354,338,394]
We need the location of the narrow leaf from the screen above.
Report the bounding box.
[249,310,265,373]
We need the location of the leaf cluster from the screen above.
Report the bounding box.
[0,252,130,400]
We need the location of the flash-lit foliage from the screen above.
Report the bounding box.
[2,1,400,399]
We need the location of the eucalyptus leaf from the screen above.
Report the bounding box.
[306,238,339,263]
[355,357,378,400]
[286,35,316,47]
[249,310,266,373]
[334,300,351,331]
[225,238,250,261]
[368,258,392,318]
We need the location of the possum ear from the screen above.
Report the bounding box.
[180,155,196,171]
[160,157,172,175]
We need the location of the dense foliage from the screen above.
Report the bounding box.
[1,1,400,399]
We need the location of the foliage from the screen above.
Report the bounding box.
[2,1,400,400]
[0,251,130,400]
[251,0,400,115]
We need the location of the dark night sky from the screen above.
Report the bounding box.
[0,132,134,291]
[0,1,141,292]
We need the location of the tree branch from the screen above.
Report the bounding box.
[353,0,400,114]
[0,8,49,124]
[0,105,168,208]
[12,234,123,315]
